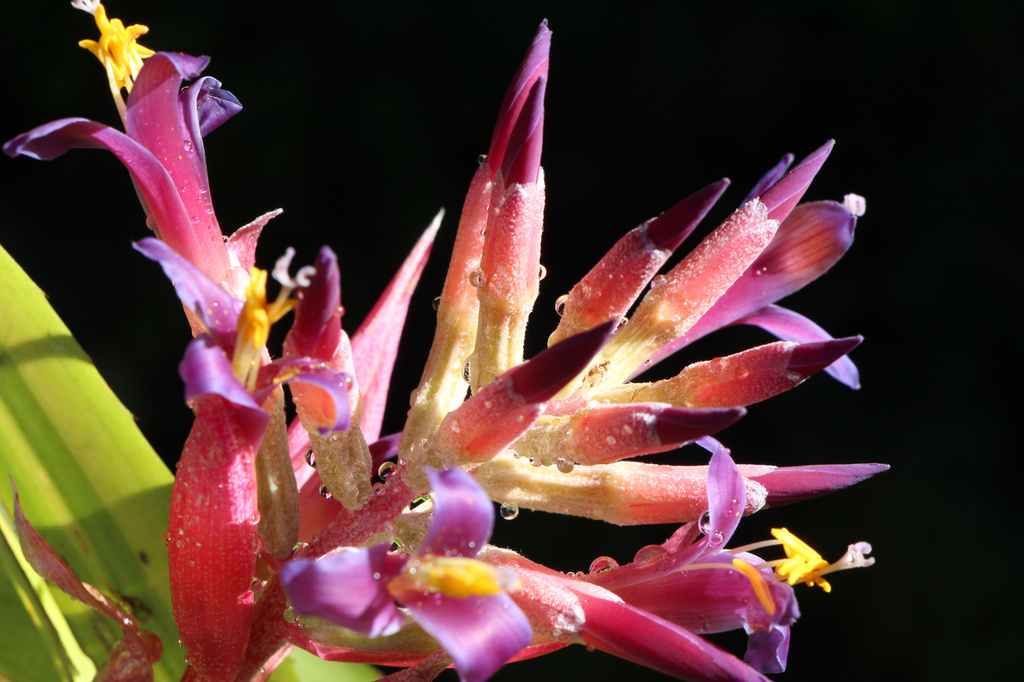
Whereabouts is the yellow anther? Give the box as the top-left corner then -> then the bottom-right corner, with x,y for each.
770,528 -> 832,592
232,268 -> 297,390
391,556 -> 517,600
75,1 -> 154,94
731,559 -> 776,616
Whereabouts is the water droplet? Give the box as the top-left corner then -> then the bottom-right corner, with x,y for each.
589,556 -> 619,573
372,482 -> 386,496
650,274 -> 667,289
183,140 -> 194,152
305,449 -> 317,468
736,368 -> 750,380
162,532 -> 170,546
319,484 -> 332,500
249,511 -> 261,525
554,294 -> 568,316
477,154 -> 487,166
469,269 -> 486,287
283,606 -> 298,624
633,544 -> 669,567
752,265 -> 768,277
378,461 -> 396,481
344,375 -> 354,390
462,358 -> 472,383
432,296 -> 442,311
249,578 -> 264,594
556,458 -> 575,473
190,215 -> 200,224
500,503 -> 519,520
698,510 -> 713,535
538,264 -> 547,281
251,534 -> 264,555
606,435 -> 617,446
291,541 -> 309,554
177,638 -> 184,647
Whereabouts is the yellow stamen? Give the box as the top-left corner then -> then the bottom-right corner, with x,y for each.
73,1 -> 154,117
232,268 -> 297,391
390,556 -> 518,600
770,527 -> 832,592
731,559 -> 776,616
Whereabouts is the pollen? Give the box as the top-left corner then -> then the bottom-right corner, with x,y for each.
74,1 -> 154,95
770,527 -> 832,592
391,556 -> 517,600
232,267 -> 298,390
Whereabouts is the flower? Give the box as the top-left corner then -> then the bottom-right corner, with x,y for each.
1,5 -> 888,682
280,467 -> 532,682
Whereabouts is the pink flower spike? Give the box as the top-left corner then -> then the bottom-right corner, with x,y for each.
352,211 -> 441,442
487,21 -> 551,177
549,178 -> 730,346
434,321 -> 615,465
758,140 -> 834,223
499,76 -> 546,186
750,463 -> 890,507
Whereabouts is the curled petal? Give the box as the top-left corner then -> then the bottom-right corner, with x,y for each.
745,625 -> 791,674
279,545 -> 404,638
255,358 -> 352,433
421,467 -> 493,558
179,337 -> 267,438
404,592 -> 531,682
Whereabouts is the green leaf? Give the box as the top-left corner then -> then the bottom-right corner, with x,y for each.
0,243 -> 182,681
270,648 -> 381,682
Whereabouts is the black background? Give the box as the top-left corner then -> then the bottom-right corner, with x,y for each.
2,1 -> 1020,680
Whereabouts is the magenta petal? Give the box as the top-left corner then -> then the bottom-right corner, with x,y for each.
133,237 -> 241,335
289,246 -> 343,360
742,153 -> 794,205
421,468 -> 493,558
404,592 -> 531,682
352,216 -> 439,441
737,305 -> 861,388
500,76 -> 546,186
759,140 -> 834,222
703,445 -> 746,552
279,545 -> 404,638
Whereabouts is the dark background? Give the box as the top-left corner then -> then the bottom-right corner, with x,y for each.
2,1 -> 1019,680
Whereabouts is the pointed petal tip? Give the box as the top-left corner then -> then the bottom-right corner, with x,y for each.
513,320 -> 617,403
786,335 -> 862,379
752,462 -> 889,507
760,140 -> 836,221
647,178 -> 731,251
654,406 -> 746,445
500,75 -> 546,186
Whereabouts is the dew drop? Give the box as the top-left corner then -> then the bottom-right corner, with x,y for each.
556,458 -> 575,473
378,461 -> 396,481
249,511 -> 261,525
589,556 -> 619,573
462,358 -> 472,383
469,268 -> 486,287
736,368 -> 750,380
650,274 -> 667,289
633,544 -> 668,567
606,435 -> 617,446
304,449 -> 317,469
698,510 -> 713,535
372,482 -> 386,496
752,265 -> 769,277
190,215 -> 200,224
291,541 -> 309,554
162,532 -> 170,547
283,606 -> 298,624
500,503 -> 519,520
249,578 -> 264,594
177,638 -> 184,647
538,264 -> 547,281
432,296 -> 442,311
183,140 -> 194,152
477,154 -> 487,166
319,484 -> 333,500
554,294 -> 568,316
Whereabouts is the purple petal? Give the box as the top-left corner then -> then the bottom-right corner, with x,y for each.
289,246 -> 343,360
404,592 -> 531,682
487,22 -> 551,176
742,153 -> 794,205
352,215 -> 439,441
420,468 -> 494,558
133,237 -> 241,336
500,76 -> 546,186
179,337 -> 267,437
254,358 -> 352,433
369,432 -> 402,471
737,305 -> 861,388
279,545 -> 404,638
177,76 -> 240,215
745,626 -> 791,674
703,444 -> 746,552
750,463 -> 890,507
759,141 -> 834,222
